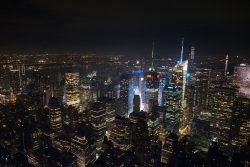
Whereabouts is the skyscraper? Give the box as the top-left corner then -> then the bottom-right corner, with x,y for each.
130,68 -> 144,113
64,72 -> 80,111
231,97 -> 250,150
157,66 -> 168,106
208,85 -> 237,152
147,105 -> 160,138
98,97 -> 116,134
64,105 -> 78,130
171,60 -> 188,100
163,84 -> 182,133
133,95 -> 141,113
48,97 -> 63,133
190,46 -> 195,61
53,134 -> 96,167
161,133 -> 178,164
186,68 -> 211,110
144,72 -> 160,112
90,102 -> 106,153
109,116 -> 132,151
119,74 -> 131,115
79,84 -> 93,112
120,74 -> 131,101
129,109 -> 149,165
189,46 -> 195,72
71,134 -> 96,167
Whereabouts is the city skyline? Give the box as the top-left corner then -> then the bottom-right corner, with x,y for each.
0,1 -> 250,167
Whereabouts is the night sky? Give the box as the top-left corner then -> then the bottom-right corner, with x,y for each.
0,0 -> 249,58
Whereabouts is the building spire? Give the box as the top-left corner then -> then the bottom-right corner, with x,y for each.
224,54 -> 229,77
151,41 -> 155,71
180,37 -> 184,64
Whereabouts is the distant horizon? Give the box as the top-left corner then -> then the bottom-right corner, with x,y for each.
0,38 -> 248,60
0,0 -> 249,58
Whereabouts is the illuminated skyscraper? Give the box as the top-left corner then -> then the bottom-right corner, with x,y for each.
109,116 -> 132,151
64,106 -> 78,130
145,72 -> 160,89
208,85 -> 237,152
171,60 -> 188,100
53,134 -> 96,167
18,65 -> 23,89
79,84 -> 93,112
161,133 -> 178,164
90,102 -> 106,153
48,97 -> 63,133
231,97 -> 250,150
186,68 -> 211,110
119,74 -> 131,114
171,38 -> 189,100
120,74 -> 131,101
147,106 -> 160,138
98,97 -> 116,133
163,84 -> 182,133
71,134 -> 96,167
157,66 -> 168,106
189,46 -> 195,73
26,147 -> 77,167
64,72 -> 80,111
130,69 -> 144,113
144,72 -> 160,112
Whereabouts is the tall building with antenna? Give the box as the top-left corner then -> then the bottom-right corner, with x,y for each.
171,38 -> 188,100
144,42 -> 160,112
165,38 -> 189,134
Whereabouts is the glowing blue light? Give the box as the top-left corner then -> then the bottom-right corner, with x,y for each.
187,73 -> 191,78
132,69 -> 143,75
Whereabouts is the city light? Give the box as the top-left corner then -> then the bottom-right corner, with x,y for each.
0,1 -> 249,166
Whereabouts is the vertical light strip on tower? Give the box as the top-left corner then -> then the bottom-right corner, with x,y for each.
180,38 -> 184,64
